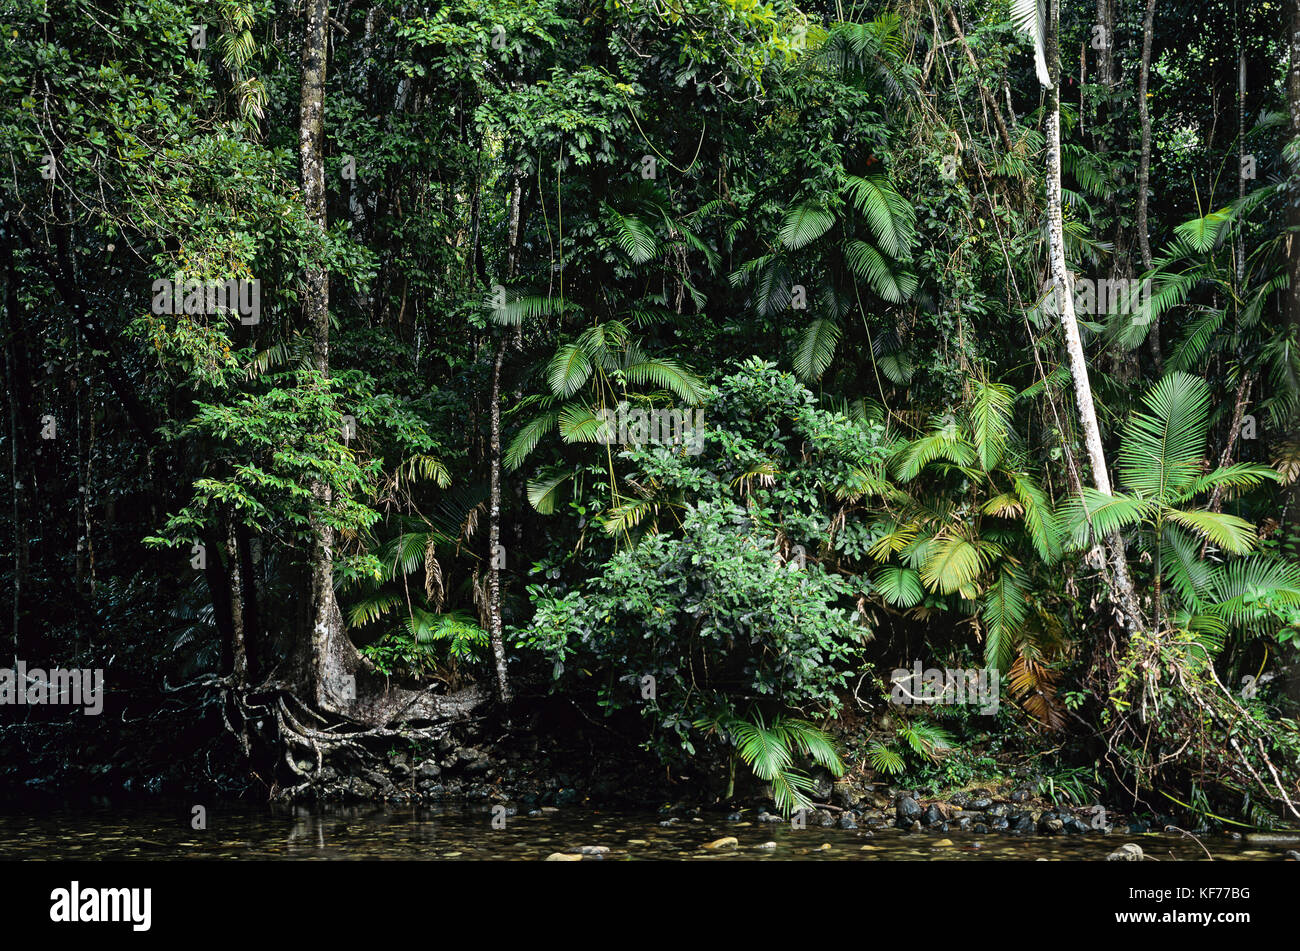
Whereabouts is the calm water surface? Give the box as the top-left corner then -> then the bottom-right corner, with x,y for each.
0,802 -> 1291,860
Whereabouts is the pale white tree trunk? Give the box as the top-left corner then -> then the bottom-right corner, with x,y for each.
1045,0 -> 1146,631
486,173 -> 523,704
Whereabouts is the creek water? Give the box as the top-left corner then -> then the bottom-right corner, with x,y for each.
0,801 -> 1292,860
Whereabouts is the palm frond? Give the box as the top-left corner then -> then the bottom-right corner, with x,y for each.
778,202 -> 835,251
527,469 -> 572,515
1009,0 -> 1051,87
793,318 -> 842,382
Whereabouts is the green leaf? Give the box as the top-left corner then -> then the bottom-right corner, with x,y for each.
1009,0 -> 1051,87
793,318 -> 842,382
547,343 -> 594,399
969,378 -> 1014,471
505,411 -> 559,471
845,239 -> 916,302
843,174 -> 915,259
527,469 -> 572,514
1173,207 -> 1232,253
1117,371 -> 1211,501
1164,507 -> 1258,554
778,202 -> 835,251
920,535 -> 992,594
1061,488 -> 1149,546
982,563 -> 1028,672
874,564 -> 924,607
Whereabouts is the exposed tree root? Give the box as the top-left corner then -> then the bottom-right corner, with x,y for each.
1099,629 -> 1300,822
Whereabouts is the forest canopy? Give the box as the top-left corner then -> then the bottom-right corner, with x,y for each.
2,0 -> 1299,826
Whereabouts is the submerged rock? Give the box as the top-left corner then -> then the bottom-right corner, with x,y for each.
1038,814 -> 1064,836
1009,814 -> 1036,836
1062,815 -> 1089,835
701,836 -> 739,850
1106,843 -> 1145,862
1244,833 -> 1300,845
545,852 -> 583,862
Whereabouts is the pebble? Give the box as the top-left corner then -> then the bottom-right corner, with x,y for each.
701,836 -> 739,850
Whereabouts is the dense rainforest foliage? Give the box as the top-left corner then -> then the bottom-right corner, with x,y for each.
2,0 -> 1299,827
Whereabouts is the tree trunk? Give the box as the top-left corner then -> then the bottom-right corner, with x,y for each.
487,339 -> 510,703
1136,0 -> 1160,370
1095,0 -> 1115,90
298,0 -> 345,710
291,2 -> 486,726
1285,0 -> 1300,544
1289,0 -> 1300,383
226,517 -> 248,687
946,8 -> 1014,152
1205,371 -> 1252,516
485,173 -> 523,704
1046,0 -> 1146,633
2,226 -> 29,667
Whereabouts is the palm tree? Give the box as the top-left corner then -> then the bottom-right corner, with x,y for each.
693,710 -> 845,817
849,374 -> 1067,679
1062,372 -> 1282,627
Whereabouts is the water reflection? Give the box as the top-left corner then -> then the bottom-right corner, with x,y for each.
0,801 -> 1289,861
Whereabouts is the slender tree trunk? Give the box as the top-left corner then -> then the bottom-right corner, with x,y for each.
2,228 -> 28,667
1206,371 -> 1252,515
227,517 -> 248,687
287,3 -> 486,727
1285,1 -> 1300,542
487,339 -> 510,703
1046,0 -> 1145,632
1136,0 -> 1160,370
1237,49 -> 1247,289
236,525 -> 261,679
947,8 -> 1014,152
1289,0 -> 1300,378
1096,0 -> 1115,90
486,173 -> 523,704
298,0 -> 348,708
